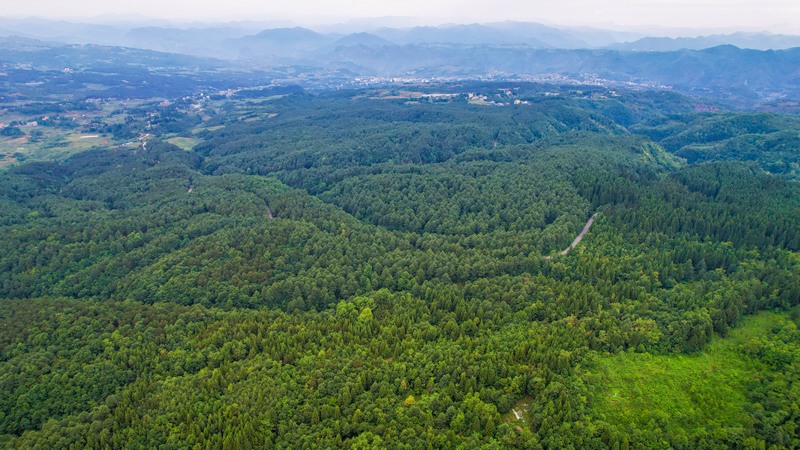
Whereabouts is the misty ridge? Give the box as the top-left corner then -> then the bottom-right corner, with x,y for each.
1,17 -> 799,106
3,17 -> 800,57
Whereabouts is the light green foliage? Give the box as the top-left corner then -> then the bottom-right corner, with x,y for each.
589,312 -> 800,448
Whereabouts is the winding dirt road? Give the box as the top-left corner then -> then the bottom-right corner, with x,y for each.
545,213 -> 599,260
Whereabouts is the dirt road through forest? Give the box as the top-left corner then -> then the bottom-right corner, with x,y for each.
545,213 -> 599,259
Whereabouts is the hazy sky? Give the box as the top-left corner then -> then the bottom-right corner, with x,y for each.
3,0 -> 799,33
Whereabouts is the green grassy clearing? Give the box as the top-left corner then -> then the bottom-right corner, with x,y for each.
165,136 -> 200,151
589,311 -> 788,432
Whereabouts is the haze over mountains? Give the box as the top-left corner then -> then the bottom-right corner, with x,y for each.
1,17 -> 799,106
612,33 -> 800,52
2,17 -> 798,56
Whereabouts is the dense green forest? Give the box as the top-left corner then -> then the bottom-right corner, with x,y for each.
632,112 -> 800,179
1,88 -> 799,448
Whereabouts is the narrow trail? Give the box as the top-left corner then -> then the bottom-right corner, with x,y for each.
263,199 -> 275,219
544,213 -> 599,260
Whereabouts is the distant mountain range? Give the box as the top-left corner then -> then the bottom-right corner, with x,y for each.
2,17 -> 799,58
0,36 -> 224,70
611,32 -> 800,51
1,18 -> 799,106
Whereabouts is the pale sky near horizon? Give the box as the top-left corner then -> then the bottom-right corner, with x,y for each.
2,0 -> 799,33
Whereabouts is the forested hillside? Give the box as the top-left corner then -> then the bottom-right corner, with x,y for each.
1,89 -> 799,448
632,112 -> 800,179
